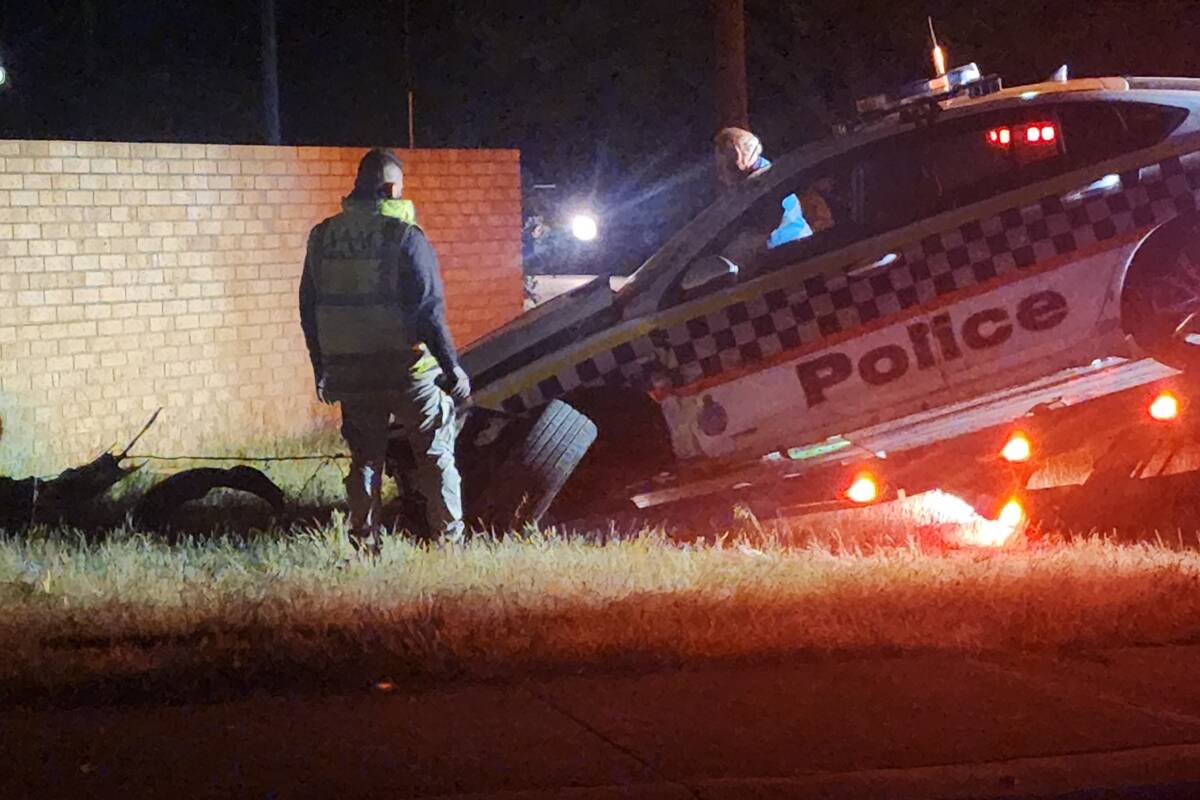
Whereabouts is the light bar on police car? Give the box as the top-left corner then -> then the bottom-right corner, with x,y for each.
856,62 -> 983,115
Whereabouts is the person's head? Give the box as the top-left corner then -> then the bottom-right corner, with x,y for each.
713,127 -> 763,187
352,147 -> 404,200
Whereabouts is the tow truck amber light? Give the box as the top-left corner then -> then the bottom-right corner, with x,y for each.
846,473 -> 879,504
1001,431 -> 1032,463
998,498 -> 1024,528
1150,391 -> 1180,421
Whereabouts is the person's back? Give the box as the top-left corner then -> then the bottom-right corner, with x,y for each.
299,148 -> 471,551
308,200 -> 433,396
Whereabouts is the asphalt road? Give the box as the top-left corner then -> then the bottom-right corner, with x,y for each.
10,646 -> 1200,799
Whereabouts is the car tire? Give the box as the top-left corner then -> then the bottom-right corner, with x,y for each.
471,400 -> 597,531
548,388 -> 675,520
1123,213 -> 1200,371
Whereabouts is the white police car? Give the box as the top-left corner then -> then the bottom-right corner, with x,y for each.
460,66 -> 1200,516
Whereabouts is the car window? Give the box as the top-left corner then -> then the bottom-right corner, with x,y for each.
1058,101 -> 1187,166
920,110 -> 1067,210
926,101 -> 1187,210
690,156 -> 867,284
667,101 -> 1188,308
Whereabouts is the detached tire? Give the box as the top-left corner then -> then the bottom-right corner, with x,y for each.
474,400 -> 597,530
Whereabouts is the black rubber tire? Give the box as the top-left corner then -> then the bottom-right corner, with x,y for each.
1123,214 -> 1200,371
474,400 -> 597,530
549,387 -> 675,520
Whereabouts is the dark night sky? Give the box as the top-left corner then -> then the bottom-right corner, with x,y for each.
2,0 -> 1199,271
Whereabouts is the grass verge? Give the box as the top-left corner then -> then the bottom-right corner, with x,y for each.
5,517 -> 1200,703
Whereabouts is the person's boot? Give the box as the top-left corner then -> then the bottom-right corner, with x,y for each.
349,525 -> 384,558
437,521 -> 467,547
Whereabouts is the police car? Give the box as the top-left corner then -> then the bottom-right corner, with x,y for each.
457,65 -> 1200,524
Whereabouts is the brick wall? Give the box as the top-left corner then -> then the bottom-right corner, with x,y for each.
0,141 -> 524,475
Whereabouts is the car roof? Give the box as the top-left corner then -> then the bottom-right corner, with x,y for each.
941,76 -> 1132,110
619,75 -> 1200,303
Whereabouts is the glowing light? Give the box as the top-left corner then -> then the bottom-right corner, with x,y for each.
1001,431 -> 1032,463
0,66 -> 7,88
998,498 -> 1025,528
918,490 -> 1023,548
932,45 -> 947,77
846,473 -> 879,504
1150,391 -> 1180,421
920,490 -> 979,524
1020,90 -> 1040,100
570,214 -> 598,242
987,127 -> 1013,147
1023,123 -> 1057,145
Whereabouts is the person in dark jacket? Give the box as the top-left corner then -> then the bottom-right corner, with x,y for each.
299,148 -> 470,550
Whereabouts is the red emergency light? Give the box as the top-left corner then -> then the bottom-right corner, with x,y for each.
1150,390 -> 1180,421
987,123 -> 1056,148
845,471 -> 879,504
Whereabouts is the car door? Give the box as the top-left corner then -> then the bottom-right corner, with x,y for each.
649,137 -> 955,462
924,100 -> 1191,397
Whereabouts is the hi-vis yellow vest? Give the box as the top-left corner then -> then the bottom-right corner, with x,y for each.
311,199 -> 436,396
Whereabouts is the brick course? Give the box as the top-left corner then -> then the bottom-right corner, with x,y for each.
0,141 -> 523,474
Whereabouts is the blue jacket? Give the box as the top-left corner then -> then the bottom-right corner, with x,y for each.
753,157 -> 814,249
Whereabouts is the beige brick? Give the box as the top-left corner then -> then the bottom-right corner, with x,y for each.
28,306 -> 56,323
30,339 -> 58,357
46,142 -> 78,157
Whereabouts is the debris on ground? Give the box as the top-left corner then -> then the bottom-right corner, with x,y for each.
0,408 -> 291,533
133,465 -> 285,528
0,410 -> 161,528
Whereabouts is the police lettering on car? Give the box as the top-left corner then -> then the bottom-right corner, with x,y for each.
795,290 -> 1069,407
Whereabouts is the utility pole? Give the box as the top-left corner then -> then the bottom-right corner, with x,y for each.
260,0 -> 282,144
713,0 -> 748,130
404,0 -> 415,147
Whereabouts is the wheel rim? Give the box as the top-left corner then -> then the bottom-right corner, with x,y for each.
1130,220 -> 1200,361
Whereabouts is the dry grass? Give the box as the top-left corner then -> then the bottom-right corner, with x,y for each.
5,511 -> 1200,699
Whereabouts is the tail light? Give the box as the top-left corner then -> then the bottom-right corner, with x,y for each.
1149,391 -> 1180,422
1001,431 -> 1032,463
845,472 -> 879,504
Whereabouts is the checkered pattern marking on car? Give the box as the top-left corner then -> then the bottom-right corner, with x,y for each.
499,153 -> 1200,414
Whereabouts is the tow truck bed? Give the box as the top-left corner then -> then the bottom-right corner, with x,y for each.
622,357 -> 1186,526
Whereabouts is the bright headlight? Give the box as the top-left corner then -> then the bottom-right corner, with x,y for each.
570,214 -> 598,242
